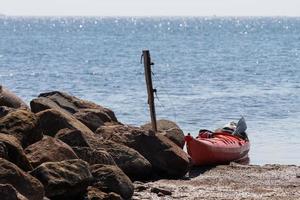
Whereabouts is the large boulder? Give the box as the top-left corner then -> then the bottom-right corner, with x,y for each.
0,158 -> 44,200
72,146 -> 116,166
24,136 -> 78,168
31,92 -> 77,114
30,91 -> 118,131
30,159 -> 92,199
38,91 -> 117,119
0,107 -> 42,148
30,97 -> 69,115
141,119 -> 185,149
90,164 -> 134,199
134,133 -> 189,178
96,124 -> 190,178
73,109 -> 120,132
0,86 -> 29,109
0,133 -> 32,171
36,108 -> 95,138
0,184 -> 28,200
90,139 -> 152,181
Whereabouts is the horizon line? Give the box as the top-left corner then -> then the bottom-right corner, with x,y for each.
1,14 -> 300,18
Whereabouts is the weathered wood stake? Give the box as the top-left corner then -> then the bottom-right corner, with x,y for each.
143,50 -> 157,132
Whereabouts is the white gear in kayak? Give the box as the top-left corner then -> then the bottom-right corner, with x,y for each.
223,121 -> 237,131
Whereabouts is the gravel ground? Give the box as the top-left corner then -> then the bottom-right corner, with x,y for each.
133,163 -> 300,200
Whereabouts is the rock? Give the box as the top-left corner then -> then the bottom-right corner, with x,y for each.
30,159 -> 92,199
130,132 -> 189,178
107,192 -> 123,200
0,133 -> 32,171
56,128 -> 91,147
57,128 -> 152,181
72,146 -> 116,166
134,184 -> 147,192
86,187 -> 123,200
150,187 -> 172,196
30,97 -> 68,114
90,164 -> 134,199
31,91 -> 118,131
0,142 -> 8,159
0,106 -> 15,118
0,108 -> 42,148
0,86 -> 29,109
54,123 -> 151,180
33,92 -> 78,114
95,124 -> 133,145
33,91 -> 118,119
36,108 -> 95,138
24,136 -> 78,168
141,119 -> 185,148
0,158 -> 44,200
74,109 -> 120,132
36,108 -> 150,180
96,124 -> 189,178
0,184 -> 29,200
94,140 -> 152,181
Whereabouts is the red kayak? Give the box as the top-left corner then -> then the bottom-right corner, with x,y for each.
185,131 -> 250,166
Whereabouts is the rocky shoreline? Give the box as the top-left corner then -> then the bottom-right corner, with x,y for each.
0,86 -> 189,200
0,85 -> 299,200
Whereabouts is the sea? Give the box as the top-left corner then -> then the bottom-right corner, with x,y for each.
0,16 -> 299,165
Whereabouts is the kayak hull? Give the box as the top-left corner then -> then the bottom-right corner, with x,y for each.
185,132 -> 250,166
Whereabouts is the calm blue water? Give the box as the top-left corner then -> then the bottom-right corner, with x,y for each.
0,16 -> 299,165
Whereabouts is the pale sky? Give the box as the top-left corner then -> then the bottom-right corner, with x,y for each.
1,0 -> 300,16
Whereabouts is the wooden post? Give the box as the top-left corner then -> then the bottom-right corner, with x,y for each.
143,50 -> 157,132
